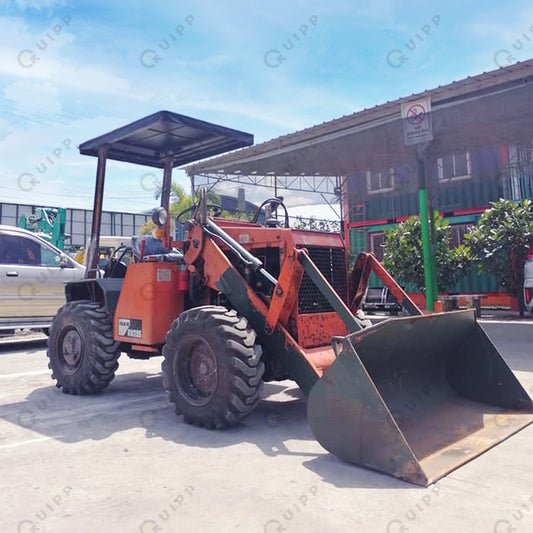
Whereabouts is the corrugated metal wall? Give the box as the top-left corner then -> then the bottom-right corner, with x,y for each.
349,146 -> 505,222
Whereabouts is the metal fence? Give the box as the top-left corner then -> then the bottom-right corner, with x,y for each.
0,202 -> 150,246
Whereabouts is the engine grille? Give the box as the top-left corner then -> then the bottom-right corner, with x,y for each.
298,246 -> 347,314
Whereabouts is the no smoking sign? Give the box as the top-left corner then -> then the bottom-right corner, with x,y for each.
406,104 -> 426,124
401,97 -> 433,145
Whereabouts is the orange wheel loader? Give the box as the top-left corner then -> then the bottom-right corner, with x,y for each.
47,112 -> 533,486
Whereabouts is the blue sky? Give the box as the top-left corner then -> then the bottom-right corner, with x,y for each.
0,0 -> 532,215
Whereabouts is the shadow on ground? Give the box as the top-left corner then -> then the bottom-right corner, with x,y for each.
0,371 -> 413,489
0,338 -> 47,355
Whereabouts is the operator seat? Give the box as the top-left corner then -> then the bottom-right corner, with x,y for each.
131,236 -> 184,263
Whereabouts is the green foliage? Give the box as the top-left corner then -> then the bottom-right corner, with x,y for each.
383,212 -> 472,293
144,182 -> 254,235
463,199 -> 533,298
168,183 -> 193,219
292,216 -> 341,233
219,209 -> 250,221
139,220 -> 157,236
153,182 -> 222,220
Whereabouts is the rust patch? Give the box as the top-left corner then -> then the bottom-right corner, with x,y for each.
297,312 -> 347,348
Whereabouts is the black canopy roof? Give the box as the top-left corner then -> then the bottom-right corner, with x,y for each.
79,110 -> 253,168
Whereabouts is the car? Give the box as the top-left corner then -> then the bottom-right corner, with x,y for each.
0,225 -> 85,335
524,244 -> 533,313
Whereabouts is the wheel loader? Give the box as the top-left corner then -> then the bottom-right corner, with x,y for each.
47,111 -> 533,486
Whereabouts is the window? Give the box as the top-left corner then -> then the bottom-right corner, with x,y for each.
0,235 -> 38,265
1,203 -> 17,226
366,169 -> 393,193
0,234 -> 60,266
369,232 -> 386,261
122,213 -> 134,236
41,245 -> 60,267
447,223 -> 473,248
437,152 -> 471,181
101,212 -> 112,235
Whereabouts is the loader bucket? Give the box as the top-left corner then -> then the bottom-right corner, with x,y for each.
307,310 -> 533,485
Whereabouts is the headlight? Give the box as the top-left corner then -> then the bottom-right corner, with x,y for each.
151,207 -> 168,227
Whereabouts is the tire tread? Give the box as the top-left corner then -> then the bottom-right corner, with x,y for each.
162,306 -> 264,429
46,300 -> 120,395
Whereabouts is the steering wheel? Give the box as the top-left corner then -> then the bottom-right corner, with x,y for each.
251,198 -> 289,228
175,203 -> 223,224
106,245 -> 131,278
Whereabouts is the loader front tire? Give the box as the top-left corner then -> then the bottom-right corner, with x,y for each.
162,306 -> 264,429
47,300 -> 121,394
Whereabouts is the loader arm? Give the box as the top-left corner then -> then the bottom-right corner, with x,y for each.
183,218 -> 367,394
184,224 -> 320,394
349,252 -> 421,316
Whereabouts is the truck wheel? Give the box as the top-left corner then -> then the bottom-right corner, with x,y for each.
47,300 -> 121,394
162,306 -> 264,429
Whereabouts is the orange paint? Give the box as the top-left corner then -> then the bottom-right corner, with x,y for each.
114,262 -> 185,346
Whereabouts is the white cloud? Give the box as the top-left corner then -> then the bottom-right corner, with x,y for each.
0,114 -> 157,210
467,21 -> 526,44
0,49 -> 135,98
466,4 -> 533,44
0,14 -> 134,98
288,203 -> 340,220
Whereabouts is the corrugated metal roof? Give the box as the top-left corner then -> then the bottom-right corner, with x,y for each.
186,60 -> 533,176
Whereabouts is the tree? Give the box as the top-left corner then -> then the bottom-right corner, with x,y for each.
139,220 -> 157,235
138,184 -> 197,236
292,216 -> 341,233
153,182 -> 224,217
463,199 -> 533,316
383,212 -> 471,293
140,183 -> 242,236
154,183 -> 194,219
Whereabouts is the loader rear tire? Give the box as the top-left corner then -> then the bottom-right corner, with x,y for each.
162,306 -> 264,429
47,300 -> 121,394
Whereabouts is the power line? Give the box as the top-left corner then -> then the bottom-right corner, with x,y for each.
0,97 -> 91,127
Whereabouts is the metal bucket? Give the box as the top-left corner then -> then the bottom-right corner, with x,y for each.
307,310 -> 533,485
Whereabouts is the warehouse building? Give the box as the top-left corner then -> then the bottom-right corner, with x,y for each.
186,60 -> 533,306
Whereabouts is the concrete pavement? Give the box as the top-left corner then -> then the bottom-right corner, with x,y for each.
0,322 -> 531,533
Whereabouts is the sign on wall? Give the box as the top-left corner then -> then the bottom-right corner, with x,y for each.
401,97 -> 433,145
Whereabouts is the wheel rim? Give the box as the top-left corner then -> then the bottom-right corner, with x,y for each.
59,328 -> 83,374
176,335 -> 218,406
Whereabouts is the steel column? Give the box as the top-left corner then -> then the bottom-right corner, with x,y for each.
417,157 -> 438,310
85,145 -> 108,279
